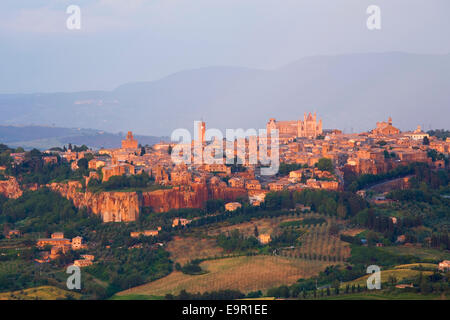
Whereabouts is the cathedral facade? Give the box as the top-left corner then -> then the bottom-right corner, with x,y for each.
267,112 -> 323,139
372,117 -> 400,135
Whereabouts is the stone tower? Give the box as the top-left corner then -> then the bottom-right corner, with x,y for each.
121,131 -> 138,149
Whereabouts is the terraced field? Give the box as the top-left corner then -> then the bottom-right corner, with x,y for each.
117,255 -> 335,297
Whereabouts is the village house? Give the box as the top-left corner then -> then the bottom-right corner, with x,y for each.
37,232 -> 71,248
268,182 -> 285,192
71,236 -> 86,250
438,260 -> 450,272
172,218 -> 192,228
245,179 -> 261,190
288,169 -> 303,183
228,177 -> 245,188
258,234 -> 271,245
225,202 -> 242,212
130,229 -> 160,238
102,159 -> 135,182
6,229 -> 21,239
81,254 -> 95,261
74,259 -> 93,267
404,125 -> 429,141
88,159 -> 106,170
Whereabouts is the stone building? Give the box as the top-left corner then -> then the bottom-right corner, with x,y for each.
372,117 -> 400,135
267,112 -> 323,139
122,131 -> 139,150
225,202 -> 242,212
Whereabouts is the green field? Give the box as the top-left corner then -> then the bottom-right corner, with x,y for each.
0,286 -> 82,300
110,294 -> 163,300
341,269 -> 433,288
321,291 -> 447,300
381,246 -> 450,261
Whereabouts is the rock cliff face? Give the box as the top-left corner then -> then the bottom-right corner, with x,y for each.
0,177 -> 23,199
49,180 -> 248,220
142,183 -> 247,213
48,182 -> 139,222
142,183 -> 208,213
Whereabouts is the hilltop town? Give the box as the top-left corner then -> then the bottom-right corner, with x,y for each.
0,114 -> 449,300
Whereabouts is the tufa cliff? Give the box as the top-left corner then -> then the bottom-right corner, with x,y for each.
0,177 -> 23,199
48,181 -> 140,222
49,180 -> 248,221
142,183 -> 247,213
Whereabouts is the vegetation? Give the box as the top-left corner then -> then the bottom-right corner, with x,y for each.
87,172 -> 169,192
315,158 -> 334,173
165,289 -> 245,300
427,129 -> 450,141
217,230 -> 260,253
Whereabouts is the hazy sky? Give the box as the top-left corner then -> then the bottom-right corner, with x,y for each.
1,0 -> 449,93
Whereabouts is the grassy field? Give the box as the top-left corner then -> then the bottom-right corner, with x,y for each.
116,255 -> 335,297
341,269 -> 434,288
110,294 -> 163,300
283,223 -> 353,262
381,246 -> 450,261
393,263 -> 438,270
166,236 -> 224,264
204,216 -> 291,238
0,286 -> 82,300
199,214 -> 354,263
321,291 -> 447,300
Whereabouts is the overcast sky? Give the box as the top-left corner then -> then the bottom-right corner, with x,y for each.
1,0 -> 449,94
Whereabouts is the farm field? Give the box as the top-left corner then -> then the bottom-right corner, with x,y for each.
116,255 -> 336,297
283,222 -> 352,262
203,215 -> 300,238
166,236 -> 224,264
380,246 -> 450,261
341,269 -> 434,288
194,213 -> 355,263
393,263 -> 438,270
0,286 -> 81,300
321,291 -> 447,300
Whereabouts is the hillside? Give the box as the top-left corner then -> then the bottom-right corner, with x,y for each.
1,52 -> 449,135
0,125 -> 167,150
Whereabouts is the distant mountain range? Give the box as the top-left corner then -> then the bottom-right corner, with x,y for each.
0,52 -> 449,136
0,125 -> 167,150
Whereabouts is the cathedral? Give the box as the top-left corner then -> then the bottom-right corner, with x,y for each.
372,117 -> 400,136
267,112 -> 323,139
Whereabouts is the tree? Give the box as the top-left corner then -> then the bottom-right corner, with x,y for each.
254,225 -> 259,237
388,275 -> 397,286
328,223 -> 339,236
77,158 -> 89,170
316,158 -> 334,173
423,136 -> 430,145
337,204 -> 347,219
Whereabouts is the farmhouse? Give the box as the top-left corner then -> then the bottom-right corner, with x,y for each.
438,260 -> 450,272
